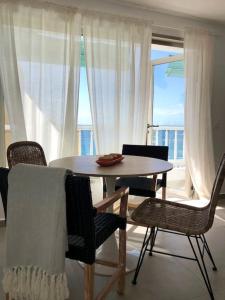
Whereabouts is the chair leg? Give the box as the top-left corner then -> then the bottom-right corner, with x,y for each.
162,187 -> 166,200
117,228 -> 126,295
132,227 -> 152,285
188,236 -> 214,300
148,227 -> 158,256
200,235 -> 217,271
84,264 -> 94,300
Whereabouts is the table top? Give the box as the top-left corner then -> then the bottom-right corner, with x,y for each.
49,155 -> 173,177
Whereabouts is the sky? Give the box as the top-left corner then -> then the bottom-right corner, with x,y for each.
78,46 -> 185,127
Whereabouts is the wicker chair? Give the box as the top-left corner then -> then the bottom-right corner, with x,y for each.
7,141 -> 47,168
131,154 -> 225,300
116,144 -> 169,200
2,169 -> 129,300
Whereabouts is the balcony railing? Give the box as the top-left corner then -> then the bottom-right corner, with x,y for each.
77,125 -> 96,156
5,124 -> 185,167
152,126 -> 185,167
77,125 -> 185,167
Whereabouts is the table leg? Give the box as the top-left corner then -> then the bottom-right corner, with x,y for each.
94,177 -> 138,276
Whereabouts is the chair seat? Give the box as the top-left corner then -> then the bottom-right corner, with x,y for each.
66,212 -> 126,263
115,177 -> 163,197
131,198 -> 209,236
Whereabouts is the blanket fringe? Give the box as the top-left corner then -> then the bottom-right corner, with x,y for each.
2,266 -> 69,300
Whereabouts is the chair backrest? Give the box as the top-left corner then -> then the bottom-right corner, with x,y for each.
65,175 -> 96,263
207,153 -> 225,230
122,144 -> 169,161
122,144 -> 169,187
0,167 -> 9,217
7,141 -> 47,168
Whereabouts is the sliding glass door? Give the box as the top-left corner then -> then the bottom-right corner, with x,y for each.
149,44 -> 185,188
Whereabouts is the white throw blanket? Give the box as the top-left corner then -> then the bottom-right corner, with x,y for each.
2,164 -> 70,300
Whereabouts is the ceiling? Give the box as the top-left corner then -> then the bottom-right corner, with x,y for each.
117,0 -> 225,25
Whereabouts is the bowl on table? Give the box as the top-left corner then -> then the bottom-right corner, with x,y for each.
96,153 -> 124,166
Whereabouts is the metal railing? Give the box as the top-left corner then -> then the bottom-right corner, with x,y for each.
5,124 -> 185,167
77,125 -> 96,156
77,125 -> 185,167
151,126 -> 185,167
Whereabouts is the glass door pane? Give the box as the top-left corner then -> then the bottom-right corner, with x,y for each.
151,60 -> 185,164
150,56 -> 186,194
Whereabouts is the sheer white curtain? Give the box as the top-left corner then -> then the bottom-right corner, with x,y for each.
83,13 -> 152,154
184,27 -> 215,199
0,78 -> 5,166
0,2 -> 81,162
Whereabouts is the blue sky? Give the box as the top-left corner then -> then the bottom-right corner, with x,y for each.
78,67 -> 92,125
151,48 -> 184,127
78,47 -> 185,126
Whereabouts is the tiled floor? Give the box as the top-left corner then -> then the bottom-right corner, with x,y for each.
0,183 -> 225,299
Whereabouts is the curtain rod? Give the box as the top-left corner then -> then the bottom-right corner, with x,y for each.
2,0 -> 223,37
79,8 -> 153,26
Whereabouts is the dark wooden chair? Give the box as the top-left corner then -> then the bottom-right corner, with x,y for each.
7,141 -> 47,168
1,169 -> 129,300
66,175 -> 128,299
131,153 -> 225,300
114,144 -> 169,202
0,167 -> 9,220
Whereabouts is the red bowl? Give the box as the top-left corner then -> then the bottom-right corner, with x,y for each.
96,156 -> 124,166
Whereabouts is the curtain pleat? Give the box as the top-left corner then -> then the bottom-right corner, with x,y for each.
0,2 -> 81,162
0,2 -> 153,160
83,13 -> 152,154
184,27 -> 215,199
0,77 -> 5,166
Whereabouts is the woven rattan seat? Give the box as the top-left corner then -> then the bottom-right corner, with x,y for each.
132,198 -> 210,236
7,141 -> 47,168
131,153 -> 225,300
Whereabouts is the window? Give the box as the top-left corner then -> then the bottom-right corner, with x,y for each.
78,38 -> 95,155
149,40 -> 185,191
150,43 -> 185,164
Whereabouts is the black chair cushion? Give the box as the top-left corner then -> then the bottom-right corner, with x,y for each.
66,212 -> 126,264
115,177 -> 163,197
0,167 -> 9,217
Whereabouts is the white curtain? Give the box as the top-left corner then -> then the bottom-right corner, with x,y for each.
83,13 -> 152,154
0,2 -> 81,162
0,77 -> 5,166
184,27 -> 215,199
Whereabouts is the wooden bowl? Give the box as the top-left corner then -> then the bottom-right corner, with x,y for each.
96,156 -> 124,166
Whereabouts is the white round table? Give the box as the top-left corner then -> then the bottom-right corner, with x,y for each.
49,155 -> 173,276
